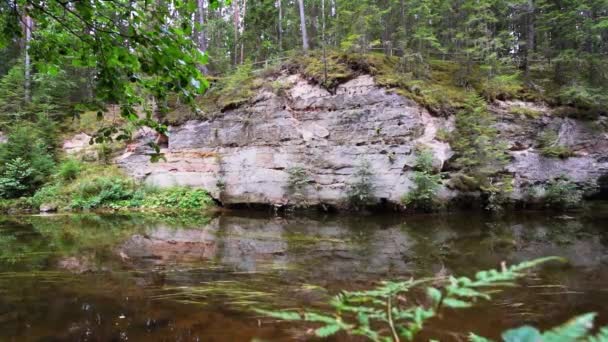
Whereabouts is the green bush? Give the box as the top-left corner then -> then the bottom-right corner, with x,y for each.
543,176 -> 584,210
29,184 -> 61,209
480,72 -> 523,101
0,157 -> 34,198
347,160 -> 376,209
71,176 -> 136,210
451,94 -> 509,189
286,166 -> 310,204
0,121 -> 57,198
402,149 -> 442,211
57,159 -> 82,182
141,187 -> 214,210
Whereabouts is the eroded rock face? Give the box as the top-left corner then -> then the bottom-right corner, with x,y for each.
117,74 -> 453,206
114,73 -> 608,206
62,133 -> 93,155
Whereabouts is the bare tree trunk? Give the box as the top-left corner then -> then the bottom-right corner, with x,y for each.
240,0 -> 247,64
322,0 -> 327,82
523,0 -> 535,77
197,0 -> 208,73
233,0 -> 240,65
297,0 -> 309,51
277,0 -> 283,51
23,8 -> 32,103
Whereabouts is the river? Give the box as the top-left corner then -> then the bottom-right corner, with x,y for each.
0,205 -> 607,341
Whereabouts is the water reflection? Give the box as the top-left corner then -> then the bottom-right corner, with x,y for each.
0,207 -> 606,341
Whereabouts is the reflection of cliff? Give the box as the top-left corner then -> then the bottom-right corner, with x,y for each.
118,213 -> 608,284
118,216 -> 418,282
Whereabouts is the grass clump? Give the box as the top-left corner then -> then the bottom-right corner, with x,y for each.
509,106 -> 542,118
198,63 -> 261,113
537,130 -> 574,159
287,50 -> 354,90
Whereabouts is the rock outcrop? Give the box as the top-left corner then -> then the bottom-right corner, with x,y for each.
115,72 -> 608,208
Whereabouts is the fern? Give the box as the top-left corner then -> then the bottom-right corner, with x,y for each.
255,257 -> 564,341
480,313 -> 608,342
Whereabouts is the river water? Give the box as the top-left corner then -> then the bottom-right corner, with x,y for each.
0,206 -> 607,341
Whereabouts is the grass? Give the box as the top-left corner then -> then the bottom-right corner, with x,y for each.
509,106 -> 543,118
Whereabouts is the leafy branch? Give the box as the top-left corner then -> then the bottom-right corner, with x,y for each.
255,257 -> 565,342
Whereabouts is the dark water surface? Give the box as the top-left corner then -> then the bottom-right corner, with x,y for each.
0,206 -> 607,341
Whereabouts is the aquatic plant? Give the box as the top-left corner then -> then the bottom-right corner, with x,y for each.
255,257 -> 569,341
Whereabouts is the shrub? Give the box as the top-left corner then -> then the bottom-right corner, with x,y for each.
481,175 -> 514,212
57,159 -> 82,182
141,187 -> 214,210
95,143 -> 114,164
286,166 -> 310,203
558,84 -> 608,110
0,157 -> 34,198
347,160 -> 376,209
481,72 -> 523,101
543,176 -> 584,210
0,121 -> 57,196
71,176 -> 136,210
30,184 -> 62,209
451,94 -> 509,188
402,149 -> 442,211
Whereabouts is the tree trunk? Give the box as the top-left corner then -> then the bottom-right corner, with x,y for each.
233,0 -> 240,65
297,0 -> 309,51
322,0 -> 327,82
240,0 -> 247,64
277,0 -> 283,51
197,0 -> 208,73
524,0 -> 535,77
23,8 -> 32,103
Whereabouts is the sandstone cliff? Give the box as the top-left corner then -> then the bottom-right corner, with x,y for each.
111,72 -> 608,209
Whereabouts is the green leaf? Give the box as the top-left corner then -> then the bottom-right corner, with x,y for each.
304,312 -> 339,324
502,326 -> 542,342
315,324 -> 342,338
469,333 -> 494,342
253,309 -> 302,321
442,298 -> 472,308
542,313 -> 596,342
427,287 -> 442,305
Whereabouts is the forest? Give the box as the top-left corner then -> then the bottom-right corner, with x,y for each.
1,0 -> 608,341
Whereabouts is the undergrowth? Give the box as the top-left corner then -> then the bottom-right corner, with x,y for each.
28,162 -> 214,212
